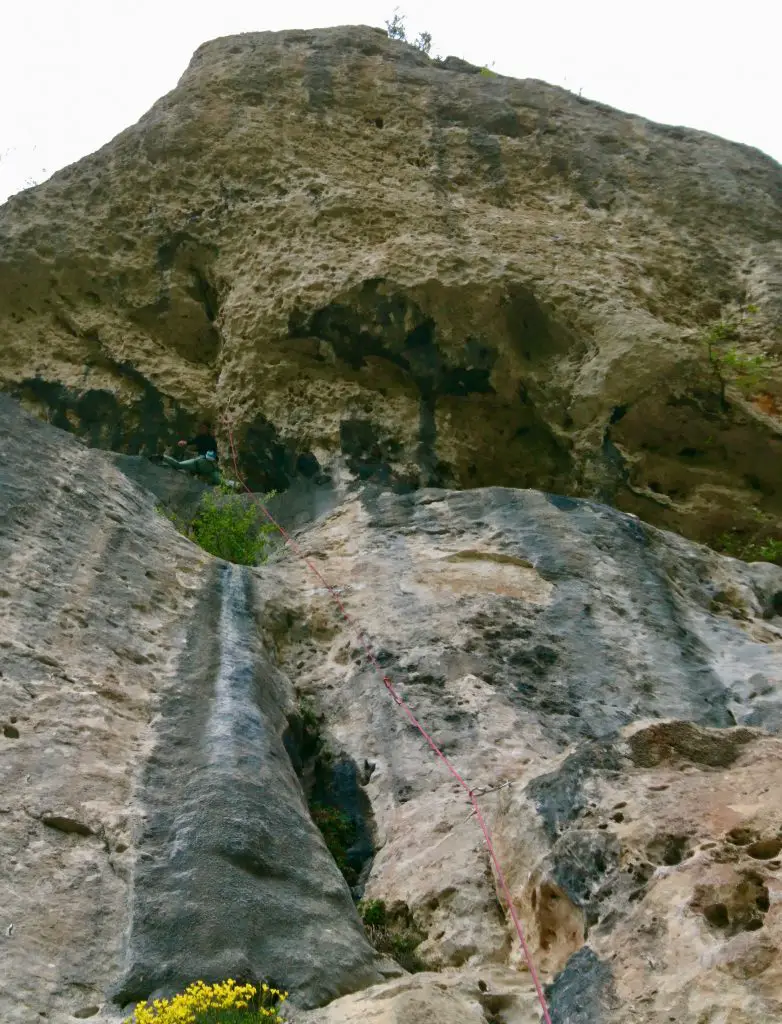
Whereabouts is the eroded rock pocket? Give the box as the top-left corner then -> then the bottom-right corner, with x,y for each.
284,700 -> 430,972
284,700 -> 375,892
692,871 -> 770,936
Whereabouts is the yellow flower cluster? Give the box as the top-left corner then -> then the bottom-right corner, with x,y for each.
125,979 -> 288,1024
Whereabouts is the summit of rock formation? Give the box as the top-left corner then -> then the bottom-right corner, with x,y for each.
0,24 -> 780,546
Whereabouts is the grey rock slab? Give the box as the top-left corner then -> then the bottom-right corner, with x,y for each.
0,396 -> 382,1021
111,562 -> 382,1011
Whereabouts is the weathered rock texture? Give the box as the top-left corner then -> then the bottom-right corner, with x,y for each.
3,394 -> 782,1023
0,395 -> 386,1023
1,25 -> 781,544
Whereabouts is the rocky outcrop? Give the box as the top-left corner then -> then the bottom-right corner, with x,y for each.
0,395 -> 386,1023
256,469 -> 782,1024
0,26 -> 781,546
3,394 -> 782,1022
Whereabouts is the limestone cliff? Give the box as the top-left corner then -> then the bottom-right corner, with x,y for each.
1,25 -> 781,546
3,393 -> 782,1023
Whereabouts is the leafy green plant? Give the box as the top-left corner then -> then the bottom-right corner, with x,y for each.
157,485 -> 277,566
713,529 -> 782,566
191,486 -> 276,565
479,66 -> 497,77
759,539 -> 782,564
385,9 -> 407,40
385,9 -> 433,53
414,30 -> 432,54
358,899 -> 428,972
702,306 -> 774,408
359,898 -> 387,927
310,802 -> 358,883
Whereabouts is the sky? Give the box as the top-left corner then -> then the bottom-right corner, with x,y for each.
1,0 -> 780,203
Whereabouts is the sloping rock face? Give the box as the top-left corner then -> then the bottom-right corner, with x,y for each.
0,396 -> 385,1023
3,395 -> 782,1023
1,26 -> 781,545
260,478 -> 782,1024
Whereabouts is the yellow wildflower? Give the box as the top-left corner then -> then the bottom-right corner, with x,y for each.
123,978 -> 288,1024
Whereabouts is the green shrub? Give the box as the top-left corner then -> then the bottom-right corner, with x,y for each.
310,803 -> 358,883
358,899 -> 428,972
157,485 -> 277,566
713,530 -> 782,566
413,30 -> 432,54
701,306 -> 774,408
385,9 -> 407,40
191,487 -> 276,565
359,898 -> 387,927
759,539 -> 782,564
385,10 -> 433,53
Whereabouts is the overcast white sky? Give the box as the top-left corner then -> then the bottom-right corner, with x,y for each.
1,0 -> 780,202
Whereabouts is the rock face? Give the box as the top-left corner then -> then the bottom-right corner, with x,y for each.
1,25 -> 781,545
3,393 -> 782,1023
0,395 -> 385,1023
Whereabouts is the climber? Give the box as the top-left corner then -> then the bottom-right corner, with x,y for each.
160,448 -> 222,485
177,421 -> 219,461
145,420 -> 217,483
153,420 -> 241,488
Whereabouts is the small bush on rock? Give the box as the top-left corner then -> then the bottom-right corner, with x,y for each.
310,802 -> 358,884
385,9 -> 433,53
192,486 -> 276,565
359,898 -> 387,927
701,305 -> 775,409
160,485 -> 277,566
358,898 -> 428,972
124,979 -> 287,1024
715,531 -> 782,566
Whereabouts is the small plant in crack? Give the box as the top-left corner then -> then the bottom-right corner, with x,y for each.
358,899 -> 428,972
310,802 -> 358,885
385,9 -> 433,54
712,531 -> 782,567
700,305 -> 775,410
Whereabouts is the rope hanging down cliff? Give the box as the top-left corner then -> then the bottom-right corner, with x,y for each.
222,416 -> 554,1024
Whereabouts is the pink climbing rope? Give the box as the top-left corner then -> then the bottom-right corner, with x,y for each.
221,415 -> 554,1024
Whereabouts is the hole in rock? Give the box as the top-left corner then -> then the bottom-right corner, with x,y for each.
746,838 -> 782,860
647,834 -> 691,867
694,873 -> 769,935
704,903 -> 729,929
727,827 -> 756,846
41,815 -> 93,836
